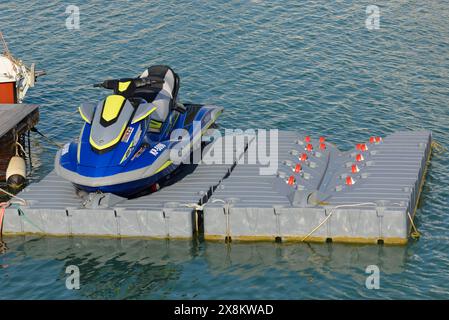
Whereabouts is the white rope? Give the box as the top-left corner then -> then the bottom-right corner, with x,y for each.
183,203 -> 205,211
15,141 -> 26,156
407,211 -> 421,238
0,187 -> 27,206
183,198 -> 227,211
301,202 -> 377,242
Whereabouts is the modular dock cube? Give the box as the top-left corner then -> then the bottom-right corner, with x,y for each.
2,130 -> 431,245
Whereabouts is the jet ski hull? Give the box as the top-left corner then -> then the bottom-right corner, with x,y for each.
73,165 -> 176,197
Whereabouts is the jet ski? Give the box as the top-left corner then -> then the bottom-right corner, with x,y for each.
55,65 -> 223,198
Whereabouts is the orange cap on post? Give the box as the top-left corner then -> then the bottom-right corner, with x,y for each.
346,176 -> 355,185
287,176 -> 295,186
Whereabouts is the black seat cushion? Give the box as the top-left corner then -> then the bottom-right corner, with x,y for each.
133,65 -> 180,104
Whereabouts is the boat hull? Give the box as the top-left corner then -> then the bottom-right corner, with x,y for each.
73,162 -> 178,197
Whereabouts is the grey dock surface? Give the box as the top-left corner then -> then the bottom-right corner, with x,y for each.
3,130 -> 431,245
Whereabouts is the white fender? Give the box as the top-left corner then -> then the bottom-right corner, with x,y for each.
6,156 -> 26,188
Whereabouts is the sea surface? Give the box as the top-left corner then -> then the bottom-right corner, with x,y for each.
1,0 -> 449,299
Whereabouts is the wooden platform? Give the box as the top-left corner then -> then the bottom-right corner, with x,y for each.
0,104 -> 39,137
0,104 -> 39,181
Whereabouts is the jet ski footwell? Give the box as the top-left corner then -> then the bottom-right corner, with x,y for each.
2,130 -> 432,245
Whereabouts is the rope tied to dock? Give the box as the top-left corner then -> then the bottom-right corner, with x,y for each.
30,127 -> 64,148
407,211 -> 421,239
431,140 -> 446,155
0,186 -> 28,238
15,140 -> 26,156
301,201 -> 422,242
183,203 -> 205,211
16,208 -> 45,233
300,202 -> 377,243
0,187 -> 27,238
0,187 -> 27,206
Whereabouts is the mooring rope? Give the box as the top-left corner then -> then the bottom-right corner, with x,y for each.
431,140 -> 447,154
0,187 -> 27,206
183,203 -> 205,211
30,127 -> 64,148
15,141 -> 26,156
407,211 -> 421,239
301,202 -> 377,242
16,208 -> 45,233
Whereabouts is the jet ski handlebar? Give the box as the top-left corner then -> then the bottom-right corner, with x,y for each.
93,76 -> 165,89
93,80 -> 114,88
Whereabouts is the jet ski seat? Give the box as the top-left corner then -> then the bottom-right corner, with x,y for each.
133,65 -> 180,133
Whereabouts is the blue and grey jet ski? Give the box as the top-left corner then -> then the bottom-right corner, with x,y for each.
55,65 -> 223,197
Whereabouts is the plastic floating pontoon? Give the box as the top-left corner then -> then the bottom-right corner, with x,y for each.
2,130 -> 432,245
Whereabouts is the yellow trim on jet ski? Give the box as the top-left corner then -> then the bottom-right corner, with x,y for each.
131,106 -> 157,124
155,160 -> 173,174
89,122 -> 128,151
118,81 -> 131,92
120,141 -> 135,164
150,119 -> 162,129
102,95 -> 126,122
79,106 -> 92,124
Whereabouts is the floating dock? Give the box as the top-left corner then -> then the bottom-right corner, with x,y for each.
2,130 -> 432,245
0,104 -> 39,181
2,134 -> 249,239
205,131 -> 431,245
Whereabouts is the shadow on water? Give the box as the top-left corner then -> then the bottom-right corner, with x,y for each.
0,236 -> 416,299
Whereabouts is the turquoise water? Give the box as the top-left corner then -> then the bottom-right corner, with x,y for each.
1,0 -> 449,299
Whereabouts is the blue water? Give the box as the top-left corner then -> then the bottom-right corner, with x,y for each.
1,0 -> 449,299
